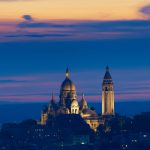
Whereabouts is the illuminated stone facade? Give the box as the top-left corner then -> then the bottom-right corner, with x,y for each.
41,67 -> 115,131
102,66 -> 115,116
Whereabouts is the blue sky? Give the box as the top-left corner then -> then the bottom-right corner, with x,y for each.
0,38 -> 150,74
0,1 -> 150,103
0,38 -> 150,103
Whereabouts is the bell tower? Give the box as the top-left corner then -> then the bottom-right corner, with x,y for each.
102,66 -> 115,116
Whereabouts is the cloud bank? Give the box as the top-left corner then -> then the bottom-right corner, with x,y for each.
0,14 -> 150,42
140,5 -> 150,16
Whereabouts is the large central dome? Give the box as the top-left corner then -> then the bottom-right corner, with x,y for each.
59,68 -> 77,108
60,68 -> 76,92
61,78 -> 76,91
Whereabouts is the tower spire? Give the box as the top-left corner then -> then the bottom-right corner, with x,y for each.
51,92 -> 54,101
66,67 -> 70,78
80,92 -> 88,110
106,65 -> 109,72
104,65 -> 112,80
82,93 -> 85,99
49,92 -> 55,108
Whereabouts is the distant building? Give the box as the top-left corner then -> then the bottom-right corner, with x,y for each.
41,67 -> 115,131
102,66 -> 115,116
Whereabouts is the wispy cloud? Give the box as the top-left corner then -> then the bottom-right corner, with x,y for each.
5,33 -> 71,38
0,15 -> 150,42
140,5 -> 150,16
22,15 -> 33,21
17,15 -> 73,28
0,69 -> 150,102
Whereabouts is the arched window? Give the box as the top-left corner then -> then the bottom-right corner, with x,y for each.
75,109 -> 77,113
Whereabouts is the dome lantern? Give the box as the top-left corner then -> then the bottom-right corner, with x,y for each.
66,68 -> 70,78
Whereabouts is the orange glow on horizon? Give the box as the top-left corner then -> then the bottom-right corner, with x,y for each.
0,0 -> 149,21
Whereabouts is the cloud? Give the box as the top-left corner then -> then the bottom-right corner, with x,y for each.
5,33 -> 71,38
18,22 -> 65,28
1,15 -> 150,42
17,15 -> 150,32
16,18 -> 150,40
18,15 -> 150,30
140,5 -> 150,16
0,69 -> 150,102
22,15 -> 33,21
18,15 -> 73,28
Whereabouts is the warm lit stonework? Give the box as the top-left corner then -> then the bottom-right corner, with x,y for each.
41,67 -> 115,131
102,66 -> 115,116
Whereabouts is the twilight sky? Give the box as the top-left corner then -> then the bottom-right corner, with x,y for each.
0,0 -> 150,103
0,0 -> 150,20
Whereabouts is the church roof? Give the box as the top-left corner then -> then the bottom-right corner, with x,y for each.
103,65 -> 113,84
60,68 -> 76,91
82,108 -> 98,117
80,93 -> 88,109
104,65 -> 112,80
71,99 -> 79,106
48,93 -> 58,112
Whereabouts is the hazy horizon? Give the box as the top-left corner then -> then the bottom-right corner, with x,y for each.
0,101 -> 150,125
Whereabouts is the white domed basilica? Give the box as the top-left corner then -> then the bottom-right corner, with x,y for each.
41,67 -> 115,131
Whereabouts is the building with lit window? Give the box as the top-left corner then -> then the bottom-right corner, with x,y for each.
41,67 -> 115,131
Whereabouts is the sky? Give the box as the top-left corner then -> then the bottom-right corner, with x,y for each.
0,0 -> 150,21
0,0 -> 150,103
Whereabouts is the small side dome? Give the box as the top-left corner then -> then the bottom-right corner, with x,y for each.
71,99 -> 79,107
80,93 -> 88,110
83,108 -> 98,117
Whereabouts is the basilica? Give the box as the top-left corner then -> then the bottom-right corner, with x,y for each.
41,66 -> 114,131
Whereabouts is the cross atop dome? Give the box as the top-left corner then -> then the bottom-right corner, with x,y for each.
66,67 -> 70,78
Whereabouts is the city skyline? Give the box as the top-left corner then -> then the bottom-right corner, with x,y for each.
1,1 -> 150,150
